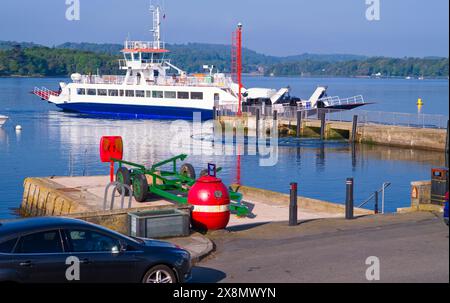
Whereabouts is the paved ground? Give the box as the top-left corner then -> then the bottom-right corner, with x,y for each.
49,176 -> 345,224
168,233 -> 214,263
191,212 -> 449,283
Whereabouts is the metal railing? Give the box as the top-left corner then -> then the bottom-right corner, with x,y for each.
358,182 -> 391,213
218,105 -> 448,129
73,74 -> 233,88
327,110 -> 448,129
318,95 -> 365,107
33,87 -> 60,100
124,40 -> 166,50
103,182 -> 133,211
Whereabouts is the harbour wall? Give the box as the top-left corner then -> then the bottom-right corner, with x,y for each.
218,116 -> 447,152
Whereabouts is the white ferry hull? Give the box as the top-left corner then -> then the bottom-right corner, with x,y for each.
55,102 -> 213,120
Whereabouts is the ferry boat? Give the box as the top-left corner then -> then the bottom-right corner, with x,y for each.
0,115 -> 8,127
32,6 -> 243,120
33,5 -> 366,120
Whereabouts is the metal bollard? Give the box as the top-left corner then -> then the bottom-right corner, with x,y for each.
320,111 -> 326,140
256,108 -> 260,140
296,110 -> 302,138
289,182 -> 298,226
345,178 -> 354,219
351,115 -> 358,143
374,191 -> 379,214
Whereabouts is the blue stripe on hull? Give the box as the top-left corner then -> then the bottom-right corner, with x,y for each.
55,102 -> 213,120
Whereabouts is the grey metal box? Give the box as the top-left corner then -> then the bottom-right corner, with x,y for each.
128,209 -> 190,239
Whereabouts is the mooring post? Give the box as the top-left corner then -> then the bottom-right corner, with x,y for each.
296,110 -> 302,137
289,182 -> 298,226
351,115 -> 358,143
256,108 -> 260,140
374,191 -> 379,214
445,120 -> 449,168
345,178 -> 354,219
320,110 -> 326,140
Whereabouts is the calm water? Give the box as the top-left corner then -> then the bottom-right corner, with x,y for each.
0,76 -> 447,218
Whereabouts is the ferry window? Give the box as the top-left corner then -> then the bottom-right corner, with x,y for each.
133,53 -> 140,61
136,90 -> 145,98
154,53 -> 162,60
124,53 -> 132,61
164,91 -> 176,99
146,91 -> 151,98
214,93 -> 220,102
97,89 -> 107,96
108,89 -> 119,96
152,91 -> 163,98
77,88 -> 85,95
119,90 -> 124,97
125,90 -> 135,97
191,92 -> 203,100
142,53 -> 151,61
87,89 -> 96,96
177,92 -> 189,100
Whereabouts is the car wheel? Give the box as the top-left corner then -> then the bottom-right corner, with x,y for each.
142,265 -> 177,283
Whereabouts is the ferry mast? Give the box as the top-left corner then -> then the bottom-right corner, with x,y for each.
150,5 -> 161,50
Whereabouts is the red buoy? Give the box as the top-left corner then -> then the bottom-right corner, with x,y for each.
188,165 -> 230,230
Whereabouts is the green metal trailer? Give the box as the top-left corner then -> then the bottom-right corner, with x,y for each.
112,154 -> 249,217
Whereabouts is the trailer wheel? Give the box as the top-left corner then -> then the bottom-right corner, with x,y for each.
133,174 -> 149,202
180,163 -> 196,180
199,169 -> 208,178
116,167 -> 131,196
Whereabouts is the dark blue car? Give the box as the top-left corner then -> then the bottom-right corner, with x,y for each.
0,217 -> 191,283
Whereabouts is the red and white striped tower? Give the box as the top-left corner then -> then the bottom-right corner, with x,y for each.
231,23 -> 243,117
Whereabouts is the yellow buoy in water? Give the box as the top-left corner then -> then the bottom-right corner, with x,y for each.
417,98 -> 423,106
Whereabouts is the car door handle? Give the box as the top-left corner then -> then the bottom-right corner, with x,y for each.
19,261 -> 33,267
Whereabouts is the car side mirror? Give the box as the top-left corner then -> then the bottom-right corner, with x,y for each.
111,246 -> 120,255
112,242 -> 127,255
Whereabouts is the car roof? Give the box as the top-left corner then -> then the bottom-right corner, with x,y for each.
0,217 -> 95,239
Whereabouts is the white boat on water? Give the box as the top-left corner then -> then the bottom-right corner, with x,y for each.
32,5 -> 366,120
0,115 -> 8,127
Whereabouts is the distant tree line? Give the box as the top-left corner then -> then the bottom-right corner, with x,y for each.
265,57 -> 449,78
0,41 -> 448,78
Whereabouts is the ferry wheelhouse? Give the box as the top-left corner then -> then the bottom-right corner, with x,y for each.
33,6 -> 238,120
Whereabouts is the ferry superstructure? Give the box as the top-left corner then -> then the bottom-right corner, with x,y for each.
33,6 -> 239,120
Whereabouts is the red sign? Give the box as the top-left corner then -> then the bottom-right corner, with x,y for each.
100,136 -> 123,162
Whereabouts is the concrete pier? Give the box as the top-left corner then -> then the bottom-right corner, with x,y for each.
21,176 -> 191,233
21,175 -> 372,232
219,116 -> 447,151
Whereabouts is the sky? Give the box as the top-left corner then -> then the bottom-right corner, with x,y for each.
0,0 -> 448,58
